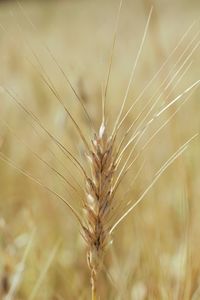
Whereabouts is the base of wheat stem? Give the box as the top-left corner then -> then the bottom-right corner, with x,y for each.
91,270 -> 97,300
92,286 -> 97,300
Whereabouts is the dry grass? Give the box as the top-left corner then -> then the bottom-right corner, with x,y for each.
0,0 -> 200,299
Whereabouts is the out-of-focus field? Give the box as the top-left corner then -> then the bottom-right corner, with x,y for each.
0,0 -> 200,299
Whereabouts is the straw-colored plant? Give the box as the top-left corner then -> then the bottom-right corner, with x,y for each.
0,1 -> 200,299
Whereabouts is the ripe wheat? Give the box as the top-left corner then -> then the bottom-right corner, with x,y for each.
0,1 -> 199,299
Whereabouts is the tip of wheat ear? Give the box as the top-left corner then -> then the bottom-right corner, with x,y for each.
82,122 -> 116,282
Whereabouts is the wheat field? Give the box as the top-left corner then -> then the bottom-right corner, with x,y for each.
0,0 -> 200,299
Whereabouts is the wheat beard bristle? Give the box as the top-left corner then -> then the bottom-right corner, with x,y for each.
82,122 -> 115,288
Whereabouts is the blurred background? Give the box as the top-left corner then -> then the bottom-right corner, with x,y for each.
0,0 -> 200,299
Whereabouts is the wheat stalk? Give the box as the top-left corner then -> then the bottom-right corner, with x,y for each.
0,1 -> 200,299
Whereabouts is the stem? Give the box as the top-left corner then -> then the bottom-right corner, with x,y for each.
91,270 -> 97,300
92,287 -> 97,300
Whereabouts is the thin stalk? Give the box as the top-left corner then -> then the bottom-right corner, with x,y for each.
92,282 -> 97,300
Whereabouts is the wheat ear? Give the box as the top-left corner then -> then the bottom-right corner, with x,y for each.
81,123 -> 115,298
0,2 -> 199,299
